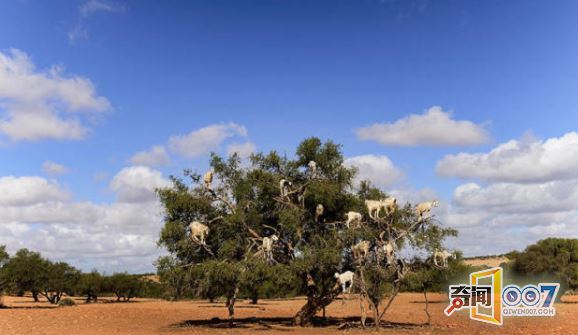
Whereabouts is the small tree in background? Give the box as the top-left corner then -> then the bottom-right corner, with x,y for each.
508,238 -> 578,293
0,245 -> 9,306
39,261 -> 80,304
108,273 -> 143,302
155,256 -> 189,301
76,270 -> 104,303
2,249 -> 47,302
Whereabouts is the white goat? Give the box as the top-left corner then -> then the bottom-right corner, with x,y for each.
365,200 -> 382,219
334,271 -> 354,293
308,160 -> 318,177
262,235 -> 279,262
203,170 -> 213,190
382,197 -> 397,216
365,197 -> 396,219
315,204 -> 324,222
415,200 -> 439,222
344,211 -> 363,228
351,240 -> 371,261
189,221 -> 209,245
383,240 -> 396,266
279,179 -> 292,198
433,249 -> 455,268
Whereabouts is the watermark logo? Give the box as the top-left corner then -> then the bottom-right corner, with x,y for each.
444,267 -> 559,325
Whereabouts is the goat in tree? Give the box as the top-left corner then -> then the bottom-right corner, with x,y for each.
315,204 -> 324,222
308,160 -> 318,178
334,271 -> 354,293
351,240 -> 371,262
433,249 -> 455,268
279,179 -> 292,199
415,200 -> 439,222
344,211 -> 362,229
203,170 -> 213,190
262,235 -> 279,263
189,221 -> 209,245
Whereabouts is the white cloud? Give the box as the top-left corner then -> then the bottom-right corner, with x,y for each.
110,166 -> 170,203
42,161 -> 70,176
344,154 -> 404,188
452,181 -> 578,214
168,122 -> 247,158
0,49 -> 110,141
443,177 -> 578,256
0,176 -> 70,206
227,141 -> 256,159
0,166 -> 170,273
437,132 -> 578,183
129,145 -> 170,167
69,0 -> 125,43
356,106 -> 489,146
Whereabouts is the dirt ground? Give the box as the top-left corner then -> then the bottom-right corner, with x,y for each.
1,293 -> 577,335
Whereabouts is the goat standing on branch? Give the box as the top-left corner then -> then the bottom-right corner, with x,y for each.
433,249 -> 455,268
351,240 -> 370,262
315,204 -> 324,222
203,170 -> 213,190
189,221 -> 209,245
415,200 -> 439,222
262,235 -> 279,263
308,160 -> 318,178
344,211 -> 362,229
334,271 -> 354,293
279,179 -> 292,199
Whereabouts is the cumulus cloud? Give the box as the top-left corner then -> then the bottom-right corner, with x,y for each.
42,161 -> 70,176
129,145 -> 170,167
168,122 -> 247,158
0,176 -> 70,206
443,175 -> 578,255
69,0 -> 125,43
227,141 -> 256,159
356,106 -> 489,146
437,132 -> 578,183
452,181 -> 578,214
0,167 -> 170,273
345,154 -> 404,188
0,49 -> 110,141
110,166 -> 170,203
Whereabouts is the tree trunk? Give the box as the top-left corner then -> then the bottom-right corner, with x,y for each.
250,291 -> 258,305
293,283 -> 341,326
32,290 -> 39,302
226,282 -> 240,327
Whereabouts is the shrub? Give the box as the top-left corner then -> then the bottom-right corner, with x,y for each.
58,297 -> 76,307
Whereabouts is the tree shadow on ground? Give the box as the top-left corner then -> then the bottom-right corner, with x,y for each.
171,316 -> 429,330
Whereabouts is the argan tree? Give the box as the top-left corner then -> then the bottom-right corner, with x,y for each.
39,261 -> 80,304
1,249 -> 47,302
156,137 -> 455,327
76,270 -> 104,303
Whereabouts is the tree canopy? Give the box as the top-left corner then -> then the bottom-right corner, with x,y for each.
157,137 -> 456,328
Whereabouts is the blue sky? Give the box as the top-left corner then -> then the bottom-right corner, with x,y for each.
1,0 -> 578,273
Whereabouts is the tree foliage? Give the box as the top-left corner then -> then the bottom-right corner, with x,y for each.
508,238 -> 578,292
156,137 -> 456,327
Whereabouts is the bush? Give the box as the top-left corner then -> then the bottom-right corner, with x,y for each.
58,297 -> 76,307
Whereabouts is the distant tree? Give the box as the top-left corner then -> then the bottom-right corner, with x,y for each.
0,246 -> 8,267
155,256 -> 188,300
39,261 -> 80,304
1,249 -> 48,302
76,270 -> 104,303
509,238 -> 578,292
0,245 -> 9,306
108,273 -> 142,302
